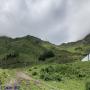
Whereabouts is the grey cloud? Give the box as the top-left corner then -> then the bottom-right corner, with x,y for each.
0,0 -> 90,44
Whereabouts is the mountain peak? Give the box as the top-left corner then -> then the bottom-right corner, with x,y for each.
83,34 -> 90,44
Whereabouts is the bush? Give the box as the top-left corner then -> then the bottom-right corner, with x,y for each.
40,72 -> 62,81
2,50 -> 19,60
86,80 -> 90,90
78,71 -> 86,78
29,69 -> 32,71
39,50 -> 55,61
43,73 -> 52,81
40,66 -> 63,81
40,64 -> 87,81
33,67 -> 37,69
32,72 -> 38,76
44,66 -> 54,73
75,47 -> 83,51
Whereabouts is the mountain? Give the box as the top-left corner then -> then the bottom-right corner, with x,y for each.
83,34 -> 90,44
59,34 -> 90,60
0,34 -> 90,68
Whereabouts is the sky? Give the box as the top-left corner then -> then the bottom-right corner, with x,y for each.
0,0 -> 90,44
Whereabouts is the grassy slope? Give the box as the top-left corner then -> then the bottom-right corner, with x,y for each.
58,34 -> 90,59
0,61 -> 89,90
58,34 -> 90,60
0,34 -> 89,90
0,35 -> 84,68
0,35 -> 56,68
25,61 -> 90,90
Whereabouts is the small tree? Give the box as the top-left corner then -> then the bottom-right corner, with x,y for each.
75,47 -> 83,51
39,50 -> 55,61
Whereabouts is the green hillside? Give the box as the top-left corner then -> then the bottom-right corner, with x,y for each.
58,34 -> 90,61
25,61 -> 90,90
0,34 -> 89,90
0,34 -> 90,68
0,35 -> 55,68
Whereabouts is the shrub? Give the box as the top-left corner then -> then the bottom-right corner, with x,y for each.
75,47 -> 83,51
43,73 -> 51,81
2,51 -> 19,60
32,72 -> 38,76
40,66 -> 63,81
78,71 -> 86,78
33,67 -> 37,69
86,80 -> 90,90
29,69 -> 32,71
40,72 -> 62,81
51,73 -> 62,81
39,50 -> 55,61
44,66 -> 54,73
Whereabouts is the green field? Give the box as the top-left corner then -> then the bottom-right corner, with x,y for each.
0,61 -> 90,90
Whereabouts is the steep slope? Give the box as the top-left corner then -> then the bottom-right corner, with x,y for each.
0,35 -> 56,68
59,34 -> 90,60
0,34 -> 90,68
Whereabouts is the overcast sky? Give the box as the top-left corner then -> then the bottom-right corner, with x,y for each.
0,0 -> 90,44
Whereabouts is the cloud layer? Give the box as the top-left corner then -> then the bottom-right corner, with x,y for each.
0,0 -> 90,44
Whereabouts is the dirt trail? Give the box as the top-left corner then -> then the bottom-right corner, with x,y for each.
16,71 -> 32,81
6,71 -> 32,86
6,71 -> 41,86
5,71 -> 61,90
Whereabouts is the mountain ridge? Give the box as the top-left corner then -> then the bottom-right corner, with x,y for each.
0,34 -> 89,68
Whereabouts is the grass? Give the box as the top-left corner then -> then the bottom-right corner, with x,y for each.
0,34 -> 89,68
0,61 -> 90,90
23,61 -> 90,90
47,79 -> 85,90
0,34 -> 89,90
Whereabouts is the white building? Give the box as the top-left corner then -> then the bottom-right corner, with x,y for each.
82,53 -> 90,62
